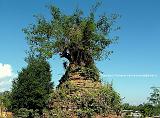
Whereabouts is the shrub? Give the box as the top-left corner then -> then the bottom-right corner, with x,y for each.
49,82 -> 121,118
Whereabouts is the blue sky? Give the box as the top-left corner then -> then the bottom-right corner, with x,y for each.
0,0 -> 160,105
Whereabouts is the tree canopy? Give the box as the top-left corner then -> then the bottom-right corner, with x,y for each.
148,87 -> 160,106
23,3 -> 120,66
10,57 -> 53,115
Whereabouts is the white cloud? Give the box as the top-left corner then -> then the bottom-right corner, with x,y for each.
0,63 -> 17,92
0,63 -> 13,79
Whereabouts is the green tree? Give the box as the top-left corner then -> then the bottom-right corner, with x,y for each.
10,57 -> 53,115
23,3 -> 120,82
148,87 -> 160,106
122,103 -> 130,110
0,91 -> 11,111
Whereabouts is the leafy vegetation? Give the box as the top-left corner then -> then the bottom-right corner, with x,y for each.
48,82 -> 121,118
10,57 -> 53,116
122,87 -> 160,117
1,2 -> 122,118
148,87 -> 160,106
122,103 -> 160,117
0,91 -> 11,111
23,2 -> 120,82
23,3 -> 120,61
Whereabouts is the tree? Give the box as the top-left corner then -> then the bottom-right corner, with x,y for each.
148,87 -> 160,106
22,3 -> 121,117
0,91 -> 11,111
23,2 -> 120,83
10,57 -> 53,115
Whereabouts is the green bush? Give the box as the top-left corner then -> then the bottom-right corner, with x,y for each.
49,83 -> 121,118
13,108 -> 42,118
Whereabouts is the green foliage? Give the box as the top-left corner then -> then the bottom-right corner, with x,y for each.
148,87 -> 160,106
49,83 -> 121,117
96,85 -> 121,115
18,3 -> 121,117
80,64 -> 100,81
0,91 -> 11,111
13,108 -> 41,118
10,57 -> 53,115
59,63 -> 100,85
122,103 -> 160,117
23,3 -> 120,65
122,103 -> 138,111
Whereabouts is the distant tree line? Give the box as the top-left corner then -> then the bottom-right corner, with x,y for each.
122,87 -> 160,117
